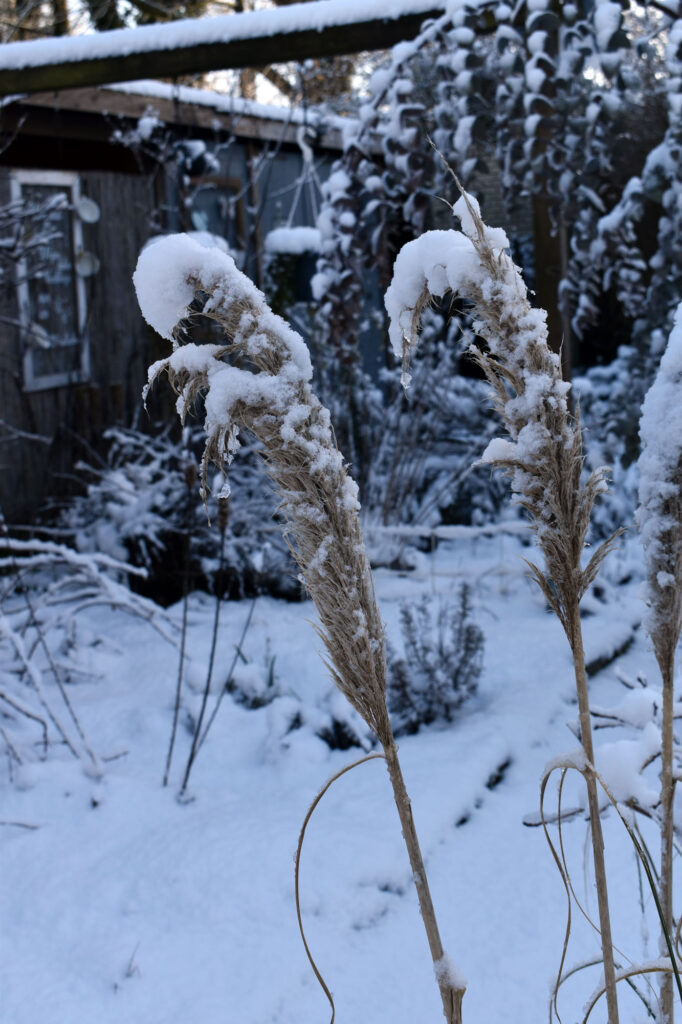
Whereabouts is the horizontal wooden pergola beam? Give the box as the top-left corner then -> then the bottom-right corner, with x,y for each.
0,2 -> 445,95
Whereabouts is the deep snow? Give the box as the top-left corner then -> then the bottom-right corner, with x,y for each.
0,530 -> 676,1024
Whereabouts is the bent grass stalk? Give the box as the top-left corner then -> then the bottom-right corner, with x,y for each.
133,235 -> 464,1024
540,761 -> 679,1022
1,516 -> 99,769
294,752 -> 386,1024
384,188 -> 622,1022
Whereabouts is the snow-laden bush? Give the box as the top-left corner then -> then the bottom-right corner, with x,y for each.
264,689 -> 374,755
366,306 -> 509,532
0,528 -> 174,778
572,351 -> 641,541
58,426 -> 298,604
387,587 -> 483,736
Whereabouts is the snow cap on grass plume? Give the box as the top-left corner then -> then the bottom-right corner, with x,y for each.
637,300 -> 682,669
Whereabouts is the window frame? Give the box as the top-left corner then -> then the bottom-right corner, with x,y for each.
187,175 -> 246,260
10,169 -> 91,392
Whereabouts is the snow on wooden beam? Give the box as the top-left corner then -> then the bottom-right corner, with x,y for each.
19,83 -> 351,150
0,0 -> 445,95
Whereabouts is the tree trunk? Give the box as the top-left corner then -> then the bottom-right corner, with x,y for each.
51,0 -> 68,35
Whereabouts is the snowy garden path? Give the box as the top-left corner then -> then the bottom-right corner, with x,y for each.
0,533 -> 666,1024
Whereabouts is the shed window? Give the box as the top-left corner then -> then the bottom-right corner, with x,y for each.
189,178 -> 244,264
11,170 -> 90,391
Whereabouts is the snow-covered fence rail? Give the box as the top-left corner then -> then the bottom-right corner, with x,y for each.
364,520 -> 528,541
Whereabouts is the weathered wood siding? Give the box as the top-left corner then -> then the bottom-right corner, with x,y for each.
0,90 -> 344,524
0,167 -> 162,522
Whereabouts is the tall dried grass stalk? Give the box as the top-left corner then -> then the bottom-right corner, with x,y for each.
162,458 -> 195,788
385,190 -> 621,1023
637,310 -> 682,1023
134,236 -> 464,1024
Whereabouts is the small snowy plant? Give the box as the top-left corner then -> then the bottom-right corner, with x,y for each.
388,588 -> 483,736
133,234 -> 465,1024
59,424 -> 295,603
385,190 -> 623,1023
0,524 -> 174,778
637,304 -> 682,1023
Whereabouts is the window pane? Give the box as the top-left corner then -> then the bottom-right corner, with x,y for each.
31,342 -> 81,379
190,184 -> 240,253
21,183 -> 79,346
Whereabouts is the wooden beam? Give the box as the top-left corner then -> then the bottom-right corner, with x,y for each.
0,7 -> 443,95
18,86 -> 349,150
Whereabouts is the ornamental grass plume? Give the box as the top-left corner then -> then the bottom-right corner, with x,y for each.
637,306 -> 682,1024
384,190 -> 622,1024
133,234 -> 464,1024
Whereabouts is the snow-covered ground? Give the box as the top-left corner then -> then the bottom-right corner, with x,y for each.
0,530 -> 674,1024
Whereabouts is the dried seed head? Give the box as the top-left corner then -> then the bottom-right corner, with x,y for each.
135,235 -> 392,746
385,190 -> 617,636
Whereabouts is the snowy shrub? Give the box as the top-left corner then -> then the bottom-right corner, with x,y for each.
228,658 -> 278,710
0,528 -> 173,778
306,33 -> 522,527
572,353 -> 641,540
387,586 -> 483,736
264,690 -> 373,756
308,1 -> 682,496
365,306 -> 508,532
58,425 -> 298,604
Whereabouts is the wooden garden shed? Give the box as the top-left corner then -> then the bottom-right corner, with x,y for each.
0,83 -> 346,522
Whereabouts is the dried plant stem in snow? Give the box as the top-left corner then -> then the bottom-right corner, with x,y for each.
134,235 -> 464,1024
637,306 -> 682,1024
1,518 -> 100,770
385,192 -> 621,1023
195,596 -> 256,757
179,497 -> 228,796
